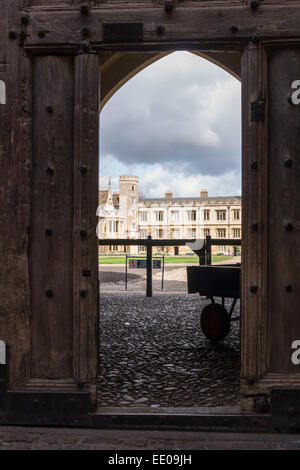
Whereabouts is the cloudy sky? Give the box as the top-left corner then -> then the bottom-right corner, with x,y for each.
99,51 -> 241,198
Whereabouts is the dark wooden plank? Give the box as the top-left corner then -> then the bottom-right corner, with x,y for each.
240,43 -> 268,395
268,48 -> 300,373
0,0 -> 32,388
95,0 -> 245,6
31,0 -> 72,4
73,51 -> 99,407
30,56 -> 74,379
25,4 -> 300,50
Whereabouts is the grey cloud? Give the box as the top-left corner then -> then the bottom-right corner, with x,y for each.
100,52 -> 241,177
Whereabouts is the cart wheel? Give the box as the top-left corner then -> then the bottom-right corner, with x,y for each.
200,303 -> 231,342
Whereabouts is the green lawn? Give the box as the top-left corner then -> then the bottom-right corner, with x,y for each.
99,255 -> 233,264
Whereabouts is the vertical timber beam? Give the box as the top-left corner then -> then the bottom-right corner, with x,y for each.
267,49 -> 300,375
0,1 -> 32,390
30,56 -> 74,384
240,42 -> 268,411
74,51 -> 99,409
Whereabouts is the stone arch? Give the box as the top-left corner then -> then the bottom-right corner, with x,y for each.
100,51 -> 241,109
0,80 -> 6,105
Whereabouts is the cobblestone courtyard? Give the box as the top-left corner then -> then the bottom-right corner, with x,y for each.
98,294 -> 240,409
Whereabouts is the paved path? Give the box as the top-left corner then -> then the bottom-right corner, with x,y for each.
98,294 -> 240,408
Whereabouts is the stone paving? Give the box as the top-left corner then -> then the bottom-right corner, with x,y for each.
98,294 -> 240,409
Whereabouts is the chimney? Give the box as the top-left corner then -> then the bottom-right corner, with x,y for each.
200,189 -> 208,198
165,191 -> 173,199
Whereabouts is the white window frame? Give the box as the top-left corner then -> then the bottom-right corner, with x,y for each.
140,211 -> 148,222
171,211 -> 179,222
233,228 -> 241,238
233,209 -> 240,220
155,211 -> 164,222
216,210 -> 226,221
188,228 -> 196,238
203,210 -> 210,221
187,210 -> 197,222
217,229 -> 226,238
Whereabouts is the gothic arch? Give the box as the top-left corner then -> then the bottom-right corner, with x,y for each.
101,51 -> 241,109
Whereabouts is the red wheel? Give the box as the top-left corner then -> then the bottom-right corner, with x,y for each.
200,303 -> 230,342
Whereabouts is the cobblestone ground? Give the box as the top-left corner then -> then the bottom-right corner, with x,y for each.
98,294 -> 240,408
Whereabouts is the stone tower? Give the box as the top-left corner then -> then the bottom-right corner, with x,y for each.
119,176 -> 139,244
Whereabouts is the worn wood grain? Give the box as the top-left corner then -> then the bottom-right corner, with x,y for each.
268,48 -> 300,373
0,0 -> 32,388
24,4 -> 300,51
30,56 -> 74,379
240,42 -> 268,394
95,0 -> 248,7
74,51 -> 100,407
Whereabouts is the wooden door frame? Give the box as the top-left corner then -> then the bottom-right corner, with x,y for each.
2,1 -> 300,416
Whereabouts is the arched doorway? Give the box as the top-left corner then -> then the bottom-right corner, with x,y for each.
3,1 -> 298,424
98,50 -> 242,411
100,50 -> 241,109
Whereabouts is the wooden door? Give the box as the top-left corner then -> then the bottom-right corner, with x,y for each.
27,52 -> 99,406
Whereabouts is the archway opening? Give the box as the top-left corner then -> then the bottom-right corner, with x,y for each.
98,50 -> 242,412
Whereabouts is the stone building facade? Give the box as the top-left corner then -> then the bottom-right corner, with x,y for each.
98,175 -> 241,255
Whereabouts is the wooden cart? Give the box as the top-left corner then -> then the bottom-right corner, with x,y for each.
187,265 -> 241,342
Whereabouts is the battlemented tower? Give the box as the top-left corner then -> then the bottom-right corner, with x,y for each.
119,175 -> 139,240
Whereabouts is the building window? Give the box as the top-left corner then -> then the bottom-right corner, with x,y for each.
203,228 -> 210,237
233,228 -> 241,238
155,211 -> 164,222
203,210 -> 210,221
140,229 -> 147,238
131,223 -> 136,230
187,210 -> 197,221
188,228 -> 196,238
216,210 -> 226,221
131,198 -> 136,204
140,212 -> 147,222
233,209 -> 240,220
171,211 -> 179,222
109,220 -> 117,233
156,229 -> 164,238
217,229 -> 226,238
172,229 -> 180,238
132,185 -> 135,191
